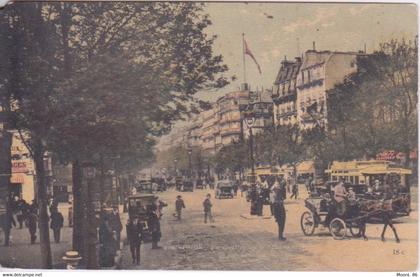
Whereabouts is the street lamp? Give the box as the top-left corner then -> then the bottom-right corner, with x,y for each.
244,113 -> 256,183
187,148 -> 193,178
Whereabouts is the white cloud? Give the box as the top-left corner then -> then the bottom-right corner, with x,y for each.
282,7 -> 338,33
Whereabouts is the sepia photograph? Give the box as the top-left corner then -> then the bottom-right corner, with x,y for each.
0,0 -> 417,273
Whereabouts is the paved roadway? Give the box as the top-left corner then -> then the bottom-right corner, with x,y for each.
122,186 -> 418,271
0,186 -> 417,271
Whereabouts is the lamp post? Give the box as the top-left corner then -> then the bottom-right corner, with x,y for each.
244,114 -> 256,183
245,113 -> 259,216
187,148 -> 193,178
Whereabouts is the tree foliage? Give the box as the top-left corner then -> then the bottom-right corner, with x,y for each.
0,2 -> 229,268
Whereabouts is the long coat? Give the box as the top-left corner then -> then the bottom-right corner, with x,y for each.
50,212 -> 64,230
109,212 -> 123,232
148,212 -> 161,242
126,222 -> 143,245
26,213 -> 38,233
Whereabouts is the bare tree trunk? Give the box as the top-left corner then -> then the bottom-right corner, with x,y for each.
33,139 -> 52,269
84,175 -> 99,269
72,160 -> 84,254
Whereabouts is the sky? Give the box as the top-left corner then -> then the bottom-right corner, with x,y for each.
196,2 -> 418,102
158,2 -> 417,148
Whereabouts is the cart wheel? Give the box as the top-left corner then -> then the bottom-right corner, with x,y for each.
300,211 -> 316,236
349,222 -> 362,238
330,218 -> 347,240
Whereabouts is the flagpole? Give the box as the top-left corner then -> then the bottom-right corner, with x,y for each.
242,33 -> 247,85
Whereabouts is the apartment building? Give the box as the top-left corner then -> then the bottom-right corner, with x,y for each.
217,89 -> 250,146
296,49 -> 362,129
201,108 -> 218,154
243,89 -> 274,138
272,57 -> 302,126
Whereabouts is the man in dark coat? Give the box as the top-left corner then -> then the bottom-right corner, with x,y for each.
149,207 -> 162,249
109,206 -> 123,249
273,181 -> 287,241
50,209 -> 64,243
1,199 -> 16,246
16,199 -> 28,229
99,216 -> 117,267
203,193 -> 214,223
29,199 -> 38,214
126,217 -> 143,264
26,211 -> 38,244
174,195 -> 185,220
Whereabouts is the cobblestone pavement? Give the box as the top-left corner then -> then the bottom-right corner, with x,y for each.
0,186 -> 417,271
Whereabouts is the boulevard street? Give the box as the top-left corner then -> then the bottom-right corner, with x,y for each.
0,186 -> 417,271
123,187 -> 418,271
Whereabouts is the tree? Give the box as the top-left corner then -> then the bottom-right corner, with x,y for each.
214,141 -> 248,178
0,2 -> 229,268
326,39 -> 417,165
0,3 -> 64,268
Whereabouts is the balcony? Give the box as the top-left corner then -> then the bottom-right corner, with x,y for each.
297,78 -> 324,90
220,127 -> 242,137
276,110 -> 297,120
219,115 -> 241,124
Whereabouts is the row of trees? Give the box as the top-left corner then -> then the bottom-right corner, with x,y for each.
213,39 -> 417,179
0,2 -> 229,268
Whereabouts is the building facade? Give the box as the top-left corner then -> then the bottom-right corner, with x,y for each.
10,132 -> 35,202
272,57 -> 302,126
217,89 -> 250,146
296,50 -> 361,129
201,108 -> 218,154
243,89 -> 274,138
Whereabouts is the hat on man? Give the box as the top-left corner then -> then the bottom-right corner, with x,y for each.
62,251 -> 82,262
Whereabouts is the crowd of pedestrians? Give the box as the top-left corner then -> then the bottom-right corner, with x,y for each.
0,195 -> 64,246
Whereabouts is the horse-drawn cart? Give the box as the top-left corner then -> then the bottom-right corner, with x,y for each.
301,194 -> 401,242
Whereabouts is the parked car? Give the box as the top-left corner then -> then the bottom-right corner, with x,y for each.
215,181 -> 234,199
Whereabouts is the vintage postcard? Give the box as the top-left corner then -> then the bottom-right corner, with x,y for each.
0,1 -> 417,273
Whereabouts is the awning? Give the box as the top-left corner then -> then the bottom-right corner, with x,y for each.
297,161 -> 315,174
361,168 -> 412,175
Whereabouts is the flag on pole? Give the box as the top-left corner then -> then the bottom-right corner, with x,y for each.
244,39 -> 262,74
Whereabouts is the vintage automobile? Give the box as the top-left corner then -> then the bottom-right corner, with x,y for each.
151,177 -> 167,192
135,180 -> 154,194
128,194 -> 158,242
181,180 -> 194,192
215,181 -> 234,199
195,179 -> 204,189
175,176 -> 183,191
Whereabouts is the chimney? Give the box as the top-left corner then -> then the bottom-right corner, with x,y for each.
313,41 -> 316,51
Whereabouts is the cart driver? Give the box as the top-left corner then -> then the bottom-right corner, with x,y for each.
347,187 -> 356,202
334,180 -> 348,216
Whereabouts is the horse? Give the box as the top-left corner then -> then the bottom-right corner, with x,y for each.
356,199 -> 400,243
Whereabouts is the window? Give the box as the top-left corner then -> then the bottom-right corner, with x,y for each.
301,71 -> 305,84
307,70 -> 311,82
